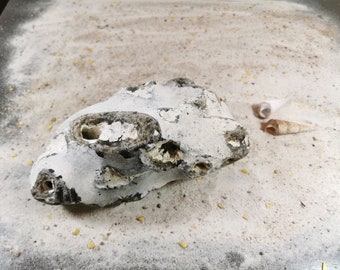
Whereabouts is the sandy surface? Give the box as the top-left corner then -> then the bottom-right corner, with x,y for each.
1,0 -> 340,269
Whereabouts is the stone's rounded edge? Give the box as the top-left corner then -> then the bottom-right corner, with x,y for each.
165,78 -> 201,88
126,80 -> 157,92
223,125 -> 250,166
31,169 -> 81,205
30,78 -> 250,207
29,131 -> 68,189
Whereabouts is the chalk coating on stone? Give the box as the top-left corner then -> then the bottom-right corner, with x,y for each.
30,78 -> 250,207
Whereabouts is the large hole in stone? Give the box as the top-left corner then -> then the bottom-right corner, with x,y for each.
81,125 -> 101,140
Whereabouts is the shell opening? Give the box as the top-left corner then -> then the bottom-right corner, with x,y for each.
260,107 -> 271,119
264,126 -> 277,135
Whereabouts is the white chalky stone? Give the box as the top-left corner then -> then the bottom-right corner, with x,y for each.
30,78 -> 249,207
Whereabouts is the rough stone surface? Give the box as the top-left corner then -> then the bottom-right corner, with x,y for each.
30,78 -> 249,207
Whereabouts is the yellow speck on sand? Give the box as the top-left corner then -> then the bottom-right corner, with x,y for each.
72,229 -> 80,236
8,87 -> 14,92
50,117 -> 57,123
195,177 -> 204,183
11,153 -> 18,158
84,46 -> 93,52
242,214 -> 248,221
88,59 -> 95,65
273,169 -> 280,174
241,169 -> 250,175
27,160 -> 34,166
47,215 -> 52,220
87,241 -> 95,249
18,120 -> 24,127
178,241 -> 188,249
265,202 -> 273,209
136,216 -> 144,223
46,124 -> 53,131
217,203 -> 224,209
188,16 -> 195,22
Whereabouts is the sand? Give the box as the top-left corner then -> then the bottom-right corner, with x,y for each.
1,0 -> 339,269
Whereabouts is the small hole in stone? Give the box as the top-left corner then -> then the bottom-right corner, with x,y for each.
126,86 -> 139,92
119,150 -> 136,159
44,181 -> 53,189
38,178 -> 54,193
81,126 -> 101,140
194,162 -> 212,172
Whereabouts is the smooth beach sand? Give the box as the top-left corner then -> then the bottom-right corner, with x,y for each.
1,1 -> 339,269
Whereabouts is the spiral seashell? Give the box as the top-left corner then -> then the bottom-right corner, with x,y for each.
252,99 -> 286,119
262,119 -> 314,135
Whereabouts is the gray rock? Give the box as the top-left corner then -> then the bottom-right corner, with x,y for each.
30,78 -> 249,207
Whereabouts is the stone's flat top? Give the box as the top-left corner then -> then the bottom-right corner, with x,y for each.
0,0 -> 340,269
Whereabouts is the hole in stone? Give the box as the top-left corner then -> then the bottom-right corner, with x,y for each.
120,150 -> 136,159
126,86 -> 139,92
194,162 -> 212,172
44,181 -> 53,190
160,140 -> 181,158
81,125 -> 101,140
38,177 -> 54,193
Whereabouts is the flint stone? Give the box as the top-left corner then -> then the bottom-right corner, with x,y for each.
30,78 -> 250,207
